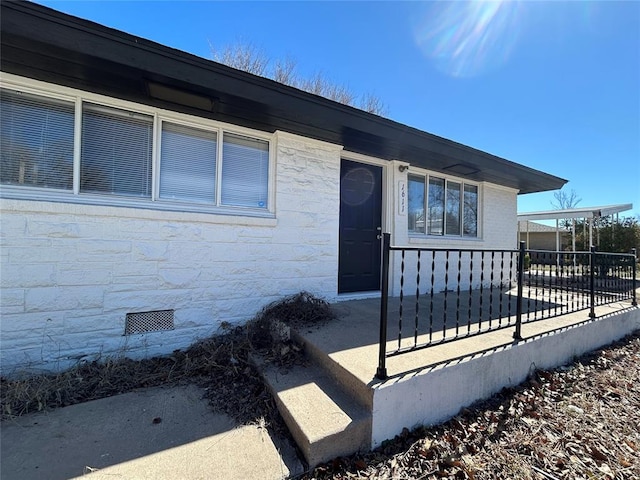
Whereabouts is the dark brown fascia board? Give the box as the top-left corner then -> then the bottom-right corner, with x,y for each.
1,1 -> 567,194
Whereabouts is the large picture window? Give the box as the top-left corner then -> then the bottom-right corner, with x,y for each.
0,85 -> 272,214
408,173 -> 478,238
0,90 -> 74,190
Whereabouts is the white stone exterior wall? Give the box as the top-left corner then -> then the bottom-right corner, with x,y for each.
0,131 -> 342,375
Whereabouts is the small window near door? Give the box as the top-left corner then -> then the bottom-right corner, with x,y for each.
408,173 -> 479,238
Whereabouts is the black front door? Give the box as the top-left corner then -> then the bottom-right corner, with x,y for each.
338,159 -> 383,293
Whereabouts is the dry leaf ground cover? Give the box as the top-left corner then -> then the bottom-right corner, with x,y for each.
301,331 -> 640,480
0,293 -> 331,428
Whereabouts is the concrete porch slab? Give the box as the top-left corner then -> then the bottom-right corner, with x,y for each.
292,294 -> 639,448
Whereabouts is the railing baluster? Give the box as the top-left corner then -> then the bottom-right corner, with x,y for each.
546,251 -> 552,318
489,251 -> 495,328
508,250 -> 514,322
570,253 -> 575,313
499,251 -> 504,326
414,250 -> 421,347
589,246 -> 596,318
443,251 -> 449,338
429,250 -> 435,342
533,252 -> 539,320
549,252 -> 560,316
398,249 -> 405,349
456,250 -> 462,336
559,253 -> 565,314
526,249 -> 531,322
632,248 -> 637,307
479,251 -> 485,330
468,251 -> 473,334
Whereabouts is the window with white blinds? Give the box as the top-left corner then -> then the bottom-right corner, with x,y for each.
221,134 -> 269,208
160,122 -> 217,204
0,90 -> 74,190
1,85 -> 272,214
81,103 -> 153,197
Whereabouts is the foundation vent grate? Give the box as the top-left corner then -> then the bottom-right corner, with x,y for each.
125,310 -> 174,335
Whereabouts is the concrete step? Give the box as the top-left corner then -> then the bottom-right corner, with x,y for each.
292,328 -> 374,410
260,361 -> 372,468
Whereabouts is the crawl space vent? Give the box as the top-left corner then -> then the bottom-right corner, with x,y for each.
125,310 -> 174,335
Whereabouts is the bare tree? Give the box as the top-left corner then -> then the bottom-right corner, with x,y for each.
360,92 -> 388,116
551,188 -> 582,211
209,41 -> 387,116
552,188 -> 582,232
272,56 -> 298,85
209,41 -> 269,76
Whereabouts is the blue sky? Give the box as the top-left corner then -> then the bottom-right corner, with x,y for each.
36,1 -> 640,218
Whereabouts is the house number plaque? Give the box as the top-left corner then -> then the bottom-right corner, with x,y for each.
398,180 -> 406,216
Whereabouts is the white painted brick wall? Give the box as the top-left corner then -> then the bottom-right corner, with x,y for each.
0,131 -> 342,376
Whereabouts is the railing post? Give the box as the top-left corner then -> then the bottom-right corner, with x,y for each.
632,248 -> 637,307
589,245 -> 596,318
514,241 -> 525,340
376,232 -> 391,380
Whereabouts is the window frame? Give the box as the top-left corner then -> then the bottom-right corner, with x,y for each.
0,74 -> 275,218
408,170 -> 480,239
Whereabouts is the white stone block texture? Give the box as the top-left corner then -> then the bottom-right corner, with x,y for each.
0,131 -> 342,376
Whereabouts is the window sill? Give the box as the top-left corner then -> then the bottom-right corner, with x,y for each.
408,235 -> 483,245
0,188 -> 277,226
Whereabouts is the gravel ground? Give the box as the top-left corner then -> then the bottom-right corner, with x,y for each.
299,331 -> 640,480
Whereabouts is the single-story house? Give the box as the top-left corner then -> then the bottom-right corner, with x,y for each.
0,2 -> 566,375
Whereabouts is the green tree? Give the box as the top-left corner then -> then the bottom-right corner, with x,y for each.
574,216 -> 640,254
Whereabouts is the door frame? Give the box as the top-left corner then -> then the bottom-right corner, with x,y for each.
338,152 -> 389,295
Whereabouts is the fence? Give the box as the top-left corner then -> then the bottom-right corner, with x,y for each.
376,234 -> 637,379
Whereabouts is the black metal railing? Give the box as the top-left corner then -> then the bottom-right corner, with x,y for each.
376,234 -> 637,379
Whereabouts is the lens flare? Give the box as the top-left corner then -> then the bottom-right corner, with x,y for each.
414,1 -> 522,78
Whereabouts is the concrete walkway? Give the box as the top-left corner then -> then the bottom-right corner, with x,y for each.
0,385 -> 303,480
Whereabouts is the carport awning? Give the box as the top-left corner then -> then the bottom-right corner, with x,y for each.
517,203 -> 633,251
517,204 -> 633,222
